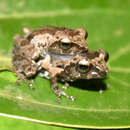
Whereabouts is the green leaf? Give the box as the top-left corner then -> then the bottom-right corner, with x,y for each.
0,0 -> 130,129
0,116 -> 75,130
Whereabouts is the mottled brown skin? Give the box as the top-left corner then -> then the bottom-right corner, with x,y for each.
12,26 -> 109,103
25,26 -> 88,60
12,26 -> 88,89
49,49 -> 109,102
59,49 -> 109,80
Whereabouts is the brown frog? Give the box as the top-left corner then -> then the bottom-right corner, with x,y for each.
12,26 -> 109,103
12,26 -> 88,88
38,49 -> 109,103
23,26 -> 88,59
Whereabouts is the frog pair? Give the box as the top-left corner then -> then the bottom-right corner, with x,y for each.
12,26 -> 109,103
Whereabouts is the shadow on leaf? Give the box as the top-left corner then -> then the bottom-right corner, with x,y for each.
70,78 -> 107,92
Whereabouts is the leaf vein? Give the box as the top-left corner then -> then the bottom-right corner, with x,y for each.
0,92 -> 130,112
0,8 -> 128,19
110,43 -> 130,62
110,67 -> 130,73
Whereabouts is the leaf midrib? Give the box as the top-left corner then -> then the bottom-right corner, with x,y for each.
1,112 -> 130,129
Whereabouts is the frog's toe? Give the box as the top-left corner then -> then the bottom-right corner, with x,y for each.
62,82 -> 70,90
99,89 -> 104,94
57,96 -> 62,104
62,86 -> 67,90
69,96 -> 76,102
29,84 -> 35,90
16,80 -> 21,86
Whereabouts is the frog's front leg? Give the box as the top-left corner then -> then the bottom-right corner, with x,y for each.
41,55 -> 75,103
50,75 -> 75,103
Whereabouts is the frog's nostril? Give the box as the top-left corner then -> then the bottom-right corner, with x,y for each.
100,71 -> 107,78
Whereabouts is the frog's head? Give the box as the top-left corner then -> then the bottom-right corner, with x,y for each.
25,26 -> 88,55
64,49 -> 109,80
48,27 -> 88,55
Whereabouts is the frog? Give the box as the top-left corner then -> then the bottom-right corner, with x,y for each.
12,26 -> 88,89
23,26 -> 88,59
12,26 -> 109,103
38,49 -> 109,103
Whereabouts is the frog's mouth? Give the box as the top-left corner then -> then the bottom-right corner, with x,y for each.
49,52 -> 76,60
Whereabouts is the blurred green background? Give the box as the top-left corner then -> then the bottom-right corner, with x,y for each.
0,0 -> 130,129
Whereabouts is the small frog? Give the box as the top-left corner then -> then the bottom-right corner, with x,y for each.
12,26 -> 88,88
23,26 -> 88,59
12,26 -> 109,103
38,49 -> 109,103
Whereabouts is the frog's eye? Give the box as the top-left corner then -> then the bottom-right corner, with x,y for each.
104,51 -> 109,62
58,41 -> 72,50
77,64 -> 89,74
77,60 -> 90,74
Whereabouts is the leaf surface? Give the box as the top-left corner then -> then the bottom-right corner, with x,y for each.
0,0 -> 130,129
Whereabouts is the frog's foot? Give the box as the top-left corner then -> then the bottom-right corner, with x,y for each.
99,89 -> 104,94
51,76 -> 75,103
62,82 -> 70,90
55,90 -> 75,103
106,83 -> 111,88
16,78 -> 21,86
23,79 -> 35,90
16,77 -> 35,90
28,82 -> 35,90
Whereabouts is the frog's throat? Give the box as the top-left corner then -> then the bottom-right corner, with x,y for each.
49,52 -> 76,60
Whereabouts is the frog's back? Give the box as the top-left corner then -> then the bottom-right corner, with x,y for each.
26,26 -> 75,40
